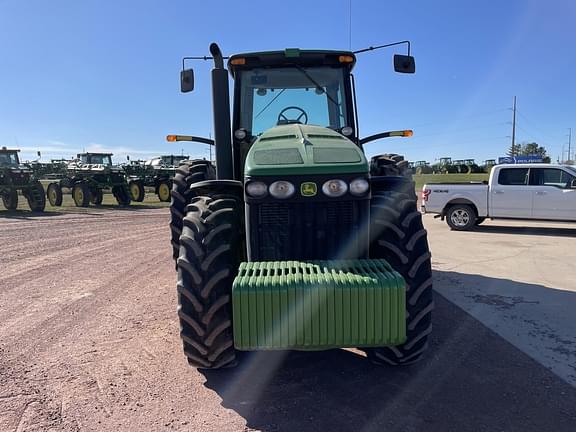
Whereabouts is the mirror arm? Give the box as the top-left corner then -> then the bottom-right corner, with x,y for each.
167,135 -> 215,146
353,40 -> 410,56
359,130 -> 413,145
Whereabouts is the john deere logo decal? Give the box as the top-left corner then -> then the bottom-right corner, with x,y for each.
301,182 -> 317,197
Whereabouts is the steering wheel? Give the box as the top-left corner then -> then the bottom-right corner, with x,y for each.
277,106 -> 309,125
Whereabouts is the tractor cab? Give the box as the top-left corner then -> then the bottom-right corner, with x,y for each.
0,148 -> 21,168
77,153 -> 113,167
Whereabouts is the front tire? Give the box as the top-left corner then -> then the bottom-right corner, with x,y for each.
47,183 -> 63,206
72,183 -> 90,207
2,189 -> 18,210
170,160 -> 216,261
365,191 -> 434,366
157,180 -> 171,202
112,185 -> 131,206
26,181 -> 46,212
90,188 -> 103,205
446,204 -> 476,231
129,180 -> 145,202
176,196 -> 243,369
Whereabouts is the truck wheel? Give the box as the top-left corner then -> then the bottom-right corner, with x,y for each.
365,191 -> 434,366
26,181 -> 46,212
47,183 -> 63,206
2,189 -> 18,210
170,161 -> 216,261
157,180 -> 171,202
112,185 -> 131,206
129,180 -> 145,202
90,189 -> 103,205
446,204 -> 476,231
72,183 -> 90,207
176,196 -> 243,369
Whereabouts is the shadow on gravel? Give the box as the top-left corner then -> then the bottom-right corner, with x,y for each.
201,294 -> 576,432
474,224 -> 576,237
0,210 -> 64,219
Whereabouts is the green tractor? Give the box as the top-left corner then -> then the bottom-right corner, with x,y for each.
432,157 -> 458,174
170,42 -> 433,369
482,159 -> 496,173
124,154 -> 195,202
412,160 -> 433,175
0,147 -> 46,212
46,152 -> 131,207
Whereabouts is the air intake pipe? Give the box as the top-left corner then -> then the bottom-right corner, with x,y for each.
209,43 -> 234,180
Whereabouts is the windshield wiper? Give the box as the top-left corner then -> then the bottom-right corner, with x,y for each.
293,65 -> 340,108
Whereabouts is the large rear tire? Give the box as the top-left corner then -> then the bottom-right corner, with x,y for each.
370,154 -> 413,179
176,196 -> 243,369
170,160 -> 216,261
2,189 -> 18,210
26,181 -> 46,212
365,191 -> 434,365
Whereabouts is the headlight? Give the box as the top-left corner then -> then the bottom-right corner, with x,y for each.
269,181 -> 295,199
349,178 -> 369,196
246,181 -> 268,198
322,179 -> 348,197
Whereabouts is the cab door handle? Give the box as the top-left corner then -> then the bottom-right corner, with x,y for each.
535,191 -> 547,195
494,190 -> 504,194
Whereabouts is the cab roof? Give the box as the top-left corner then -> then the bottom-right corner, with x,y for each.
77,152 -> 113,157
228,49 -> 356,76
0,147 -> 19,153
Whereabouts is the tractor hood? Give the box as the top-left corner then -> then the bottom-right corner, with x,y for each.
244,124 -> 368,176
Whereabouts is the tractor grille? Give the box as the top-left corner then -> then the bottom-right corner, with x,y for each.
247,199 -> 369,261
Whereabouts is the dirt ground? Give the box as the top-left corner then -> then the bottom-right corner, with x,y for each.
1,208 -> 576,432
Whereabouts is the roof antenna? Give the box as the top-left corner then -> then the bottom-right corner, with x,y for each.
348,0 -> 352,50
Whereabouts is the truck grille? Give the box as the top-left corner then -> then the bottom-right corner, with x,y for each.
247,200 -> 368,261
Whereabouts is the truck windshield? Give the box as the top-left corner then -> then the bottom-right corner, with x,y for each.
238,66 -> 349,136
0,152 -> 19,167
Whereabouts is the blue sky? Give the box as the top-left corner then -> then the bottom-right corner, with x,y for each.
1,0 -> 575,164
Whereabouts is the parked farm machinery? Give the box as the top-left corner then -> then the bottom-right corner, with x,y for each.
45,152 -> 131,207
0,147 -> 46,212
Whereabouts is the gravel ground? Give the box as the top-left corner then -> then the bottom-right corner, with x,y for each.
1,208 -> 575,432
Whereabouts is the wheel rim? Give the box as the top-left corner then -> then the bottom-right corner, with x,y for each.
74,188 -> 83,203
158,184 -> 170,201
450,209 -> 470,227
49,188 -> 57,204
130,183 -> 140,199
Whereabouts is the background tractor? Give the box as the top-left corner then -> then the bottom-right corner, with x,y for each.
171,42 -> 433,369
411,160 -> 433,175
0,147 -> 46,212
124,154 -> 192,202
432,157 -> 458,174
46,152 -> 131,207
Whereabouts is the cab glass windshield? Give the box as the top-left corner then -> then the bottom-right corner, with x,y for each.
238,66 -> 349,136
0,152 -> 19,167
81,154 -> 112,166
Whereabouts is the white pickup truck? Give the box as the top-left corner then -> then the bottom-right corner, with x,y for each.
421,164 -> 576,230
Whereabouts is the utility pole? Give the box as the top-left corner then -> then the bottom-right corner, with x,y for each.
511,96 -> 517,155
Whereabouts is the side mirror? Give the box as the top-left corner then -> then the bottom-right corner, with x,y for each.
37,151 -> 41,157
394,54 -> 416,74
181,69 -> 194,93
126,155 -> 130,161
